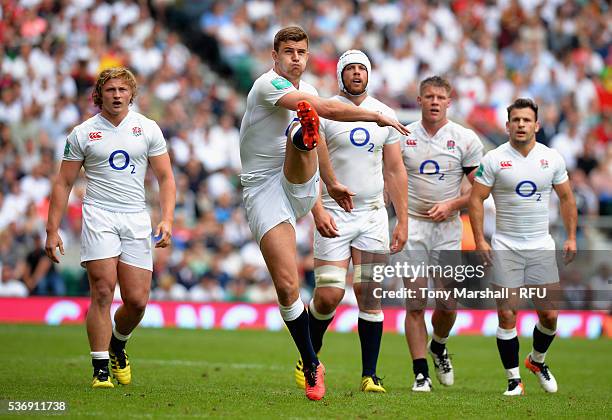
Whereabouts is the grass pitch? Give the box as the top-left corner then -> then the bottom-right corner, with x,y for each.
0,324 -> 609,418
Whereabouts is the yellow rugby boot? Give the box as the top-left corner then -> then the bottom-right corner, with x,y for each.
360,375 -> 386,393
109,348 -> 131,385
294,358 -> 305,389
92,368 -> 114,388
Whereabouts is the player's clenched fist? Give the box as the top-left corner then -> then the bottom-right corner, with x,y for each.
154,221 -> 173,248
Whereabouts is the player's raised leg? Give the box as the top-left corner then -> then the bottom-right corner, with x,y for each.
283,103 -> 319,185
260,224 -> 325,400
86,258 -> 118,389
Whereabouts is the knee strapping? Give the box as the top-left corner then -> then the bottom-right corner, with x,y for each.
314,265 -> 347,289
353,263 -> 384,284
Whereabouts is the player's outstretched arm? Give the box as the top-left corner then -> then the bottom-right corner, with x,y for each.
382,142 -> 408,253
553,180 -> 578,264
277,91 -> 409,135
468,181 -> 493,264
149,152 -> 176,248
45,160 -> 83,263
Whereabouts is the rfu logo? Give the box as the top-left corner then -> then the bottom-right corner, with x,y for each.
406,139 -> 417,147
446,139 -> 456,151
132,127 -> 142,137
88,132 -> 102,141
500,160 -> 513,169
540,159 -> 549,169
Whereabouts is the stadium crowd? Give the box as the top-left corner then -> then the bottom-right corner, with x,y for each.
0,0 -> 610,308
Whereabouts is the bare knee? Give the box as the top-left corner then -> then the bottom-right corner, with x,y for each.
123,294 -> 149,314
269,265 -> 298,304
433,309 -> 456,320
275,274 -> 299,307
406,308 -> 425,320
89,280 -> 114,308
314,288 -> 343,314
538,310 -> 558,330
498,310 -> 517,329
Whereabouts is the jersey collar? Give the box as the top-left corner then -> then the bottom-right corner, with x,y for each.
98,110 -> 133,129
418,119 -> 450,140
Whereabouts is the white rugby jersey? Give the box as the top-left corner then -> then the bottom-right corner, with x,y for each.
239,69 -> 318,186
401,120 -> 483,218
475,142 -> 568,243
320,95 -> 400,210
63,110 -> 167,212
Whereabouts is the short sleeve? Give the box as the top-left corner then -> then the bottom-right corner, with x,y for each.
319,116 -> 328,134
384,110 -> 400,145
474,152 -> 496,187
62,129 -> 84,161
148,121 -> 167,157
259,74 -> 296,107
462,131 -> 484,168
552,151 -> 569,185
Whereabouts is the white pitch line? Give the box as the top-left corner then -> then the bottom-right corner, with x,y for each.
43,355 -> 286,371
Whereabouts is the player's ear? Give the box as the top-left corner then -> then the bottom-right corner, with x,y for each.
271,49 -> 278,64
417,95 -> 422,106
534,121 -> 540,133
505,121 -> 510,132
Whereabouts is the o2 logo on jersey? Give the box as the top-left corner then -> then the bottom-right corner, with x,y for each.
419,159 -> 444,180
515,180 -> 541,201
109,150 -> 136,174
350,127 -> 375,152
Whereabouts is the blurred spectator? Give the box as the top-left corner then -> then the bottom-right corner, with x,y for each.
590,145 -> 612,216
571,169 -> 599,217
576,134 -> 601,176
151,273 -> 188,301
190,274 -> 225,302
245,278 -> 276,303
225,278 -> 249,302
562,269 -> 593,310
23,233 -> 65,296
590,263 -> 611,312
550,111 -> 585,170
0,263 -> 28,297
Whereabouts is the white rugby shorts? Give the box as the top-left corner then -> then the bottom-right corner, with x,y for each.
80,204 -> 153,271
243,170 -> 319,244
314,206 -> 389,261
399,216 -> 463,267
491,233 -> 559,288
